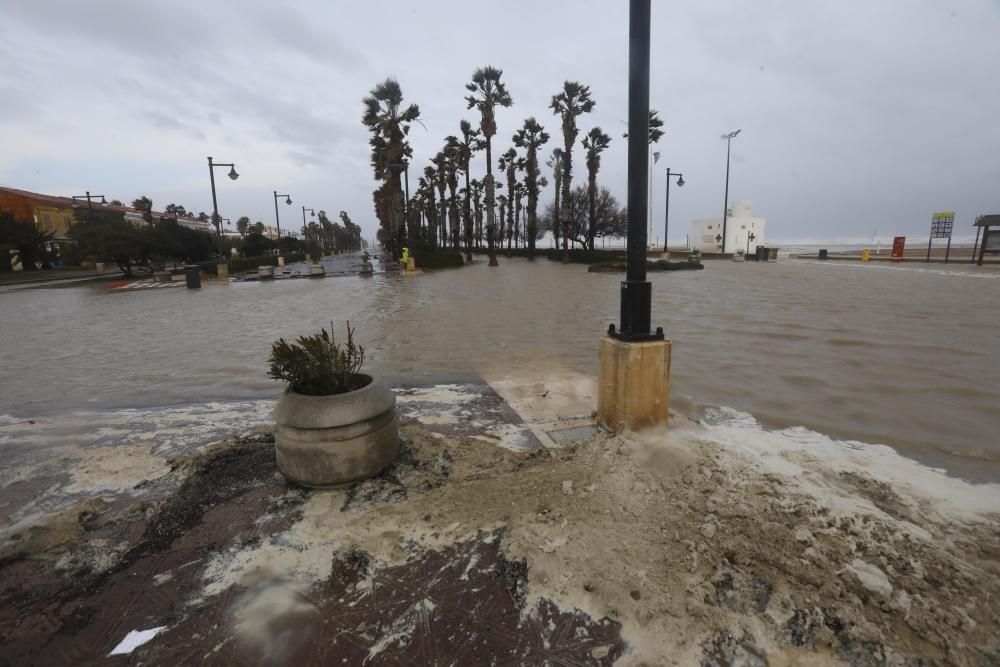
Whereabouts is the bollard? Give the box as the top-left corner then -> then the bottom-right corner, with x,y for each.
184,265 -> 202,289
862,249 -> 870,262
407,257 -> 415,272
818,248 -> 828,260
277,256 -> 286,268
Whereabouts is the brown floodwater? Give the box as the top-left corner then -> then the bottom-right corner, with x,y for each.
1,255 -> 998,480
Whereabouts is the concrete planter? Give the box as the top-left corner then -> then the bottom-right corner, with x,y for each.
308,264 -> 325,277
273,375 -> 399,487
258,265 -> 275,279
359,262 -> 374,275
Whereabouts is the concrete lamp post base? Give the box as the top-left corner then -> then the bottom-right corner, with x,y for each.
597,335 -> 671,433
216,263 -> 229,280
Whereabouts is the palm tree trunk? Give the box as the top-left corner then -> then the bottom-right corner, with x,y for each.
560,136 -> 573,263
463,170 -> 473,263
588,171 -> 597,251
485,138 -> 498,266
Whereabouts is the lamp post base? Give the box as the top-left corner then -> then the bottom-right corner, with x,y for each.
597,335 -> 671,433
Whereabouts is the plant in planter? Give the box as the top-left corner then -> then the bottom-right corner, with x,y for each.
269,322 -> 399,487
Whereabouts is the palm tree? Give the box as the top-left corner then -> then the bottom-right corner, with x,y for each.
512,182 -> 526,249
550,81 -> 596,261
498,148 -> 520,250
362,78 -> 420,259
470,178 -> 483,247
465,66 -> 513,267
456,120 -> 481,262
497,193 -> 507,249
513,117 -> 550,258
443,136 -> 462,250
431,152 -> 448,247
582,127 -> 611,250
421,166 -> 437,244
547,148 -> 564,250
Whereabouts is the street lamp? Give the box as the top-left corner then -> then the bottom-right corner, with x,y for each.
207,156 -> 239,257
610,0 -> 660,342
301,206 -> 315,254
662,168 -> 684,255
72,191 -> 107,208
273,191 -> 292,244
720,129 -> 740,254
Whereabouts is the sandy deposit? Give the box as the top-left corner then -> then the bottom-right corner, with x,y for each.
197,421 -> 1000,665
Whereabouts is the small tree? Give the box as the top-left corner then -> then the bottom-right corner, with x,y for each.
236,216 -> 250,239
69,208 -> 147,275
0,210 -> 53,272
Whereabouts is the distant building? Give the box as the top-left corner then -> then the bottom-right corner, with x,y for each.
691,200 -> 766,254
0,186 -> 78,241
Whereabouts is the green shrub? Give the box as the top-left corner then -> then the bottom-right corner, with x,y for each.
268,322 -> 366,396
198,252 -> 308,275
408,242 -> 463,269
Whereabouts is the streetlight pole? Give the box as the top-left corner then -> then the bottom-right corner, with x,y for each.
662,168 -> 684,255
207,156 -> 239,258
301,206 -> 315,255
72,191 -> 107,209
720,129 -> 740,254
272,191 -> 292,243
611,0 -> 660,342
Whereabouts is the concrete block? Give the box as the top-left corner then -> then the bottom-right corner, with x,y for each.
217,263 -> 229,279
597,335 -> 671,432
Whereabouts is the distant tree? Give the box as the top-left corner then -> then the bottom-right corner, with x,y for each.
109,200 -> 123,207
623,108 -> 665,145
253,221 -> 265,235
241,231 -> 276,257
513,117 -> 549,258
69,207 -> 146,275
146,220 -> 214,266
456,119 -> 481,262
498,147 -> 522,249
540,185 -> 625,250
362,78 -> 420,259
132,196 -> 153,224
546,147 -> 564,251
236,216 -> 250,239
582,127 -> 612,250
197,212 -> 209,222
550,81 -> 596,259
443,135 -> 462,250
0,210 -> 54,272
431,151 -> 449,247
466,65 -> 513,267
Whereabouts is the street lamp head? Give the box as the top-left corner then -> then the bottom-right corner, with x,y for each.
310,210 -> 315,217
677,175 -> 685,187
100,196 -> 107,204
228,166 -> 239,180
285,196 -> 292,205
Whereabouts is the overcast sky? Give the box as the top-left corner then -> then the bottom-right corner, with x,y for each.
2,0 -> 998,244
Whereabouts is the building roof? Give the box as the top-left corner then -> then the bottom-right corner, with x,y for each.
973,214 -> 1000,227
0,185 -> 78,208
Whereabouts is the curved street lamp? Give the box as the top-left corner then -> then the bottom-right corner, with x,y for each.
207,156 -> 239,257
273,191 -> 292,244
662,168 -> 684,254
720,129 -> 740,254
72,191 -> 107,209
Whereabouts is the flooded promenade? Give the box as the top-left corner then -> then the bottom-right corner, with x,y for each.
2,256 -> 998,481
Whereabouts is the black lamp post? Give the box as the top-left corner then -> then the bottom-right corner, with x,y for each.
301,206 -> 315,254
273,191 -> 292,248
610,0 -> 661,342
662,168 -> 684,254
720,129 -> 740,254
72,191 -> 107,208
207,156 -> 239,257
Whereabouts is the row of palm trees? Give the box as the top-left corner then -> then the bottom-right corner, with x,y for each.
362,67 -> 664,264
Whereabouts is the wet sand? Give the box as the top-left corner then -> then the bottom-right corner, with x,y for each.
1,372 -> 998,665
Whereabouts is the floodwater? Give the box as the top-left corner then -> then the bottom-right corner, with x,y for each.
1,255 -> 999,481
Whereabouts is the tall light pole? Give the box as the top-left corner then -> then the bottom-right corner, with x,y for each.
207,156 -> 239,257
720,129 -> 740,254
72,191 -> 107,209
302,206 -> 315,254
273,190 -> 292,244
610,0 -> 660,342
662,168 -> 684,254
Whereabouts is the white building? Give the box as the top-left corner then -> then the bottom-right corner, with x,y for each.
691,200 -> 766,255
